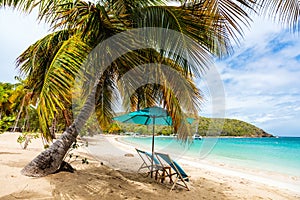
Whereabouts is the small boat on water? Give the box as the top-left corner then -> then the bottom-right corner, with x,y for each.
193,133 -> 202,140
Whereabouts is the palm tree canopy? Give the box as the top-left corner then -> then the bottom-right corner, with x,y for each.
1,0 -> 299,29
1,0 -> 299,141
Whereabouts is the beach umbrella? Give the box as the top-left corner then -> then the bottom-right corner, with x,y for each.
113,106 -> 194,175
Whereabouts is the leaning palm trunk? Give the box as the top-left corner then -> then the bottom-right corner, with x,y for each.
21,88 -> 96,177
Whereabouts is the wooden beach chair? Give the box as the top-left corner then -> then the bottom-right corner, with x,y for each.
155,152 -> 190,191
135,148 -> 162,178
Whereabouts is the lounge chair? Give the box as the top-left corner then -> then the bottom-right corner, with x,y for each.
155,152 -> 190,191
135,148 -> 162,178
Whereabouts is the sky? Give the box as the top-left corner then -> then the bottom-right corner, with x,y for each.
203,17 -> 300,137
0,8 -> 49,82
0,8 -> 299,137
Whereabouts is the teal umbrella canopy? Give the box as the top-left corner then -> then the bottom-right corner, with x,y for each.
113,106 -> 194,126
113,106 -> 172,126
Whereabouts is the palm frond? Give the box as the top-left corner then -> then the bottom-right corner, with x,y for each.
47,1 -> 126,47
132,7 -> 215,75
38,35 -> 90,140
17,33 -> 90,140
94,71 -> 119,129
101,0 -> 167,14
16,30 -> 72,101
0,0 -> 36,11
258,0 -> 300,30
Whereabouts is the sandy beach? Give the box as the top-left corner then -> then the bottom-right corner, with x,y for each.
0,132 -> 299,200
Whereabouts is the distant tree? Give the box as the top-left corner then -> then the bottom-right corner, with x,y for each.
0,82 -> 19,132
0,82 -> 15,120
107,123 -> 122,134
159,127 -> 172,136
134,125 -> 148,135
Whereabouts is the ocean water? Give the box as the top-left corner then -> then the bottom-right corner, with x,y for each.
120,136 -> 300,177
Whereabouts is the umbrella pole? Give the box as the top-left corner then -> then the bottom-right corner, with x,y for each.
151,117 -> 155,178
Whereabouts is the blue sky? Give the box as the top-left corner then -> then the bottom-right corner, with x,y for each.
0,9 -> 299,137
212,17 -> 300,137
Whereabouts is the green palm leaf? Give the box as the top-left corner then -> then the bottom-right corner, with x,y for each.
17,33 -> 90,140
38,35 -> 90,140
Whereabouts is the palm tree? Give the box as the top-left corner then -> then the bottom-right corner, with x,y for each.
0,0 -> 299,177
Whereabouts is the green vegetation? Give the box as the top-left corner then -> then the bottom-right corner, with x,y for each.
197,117 -> 273,137
0,82 -> 14,131
107,116 -> 272,137
0,116 -> 15,133
65,141 -> 89,165
0,82 -> 273,138
0,81 -> 70,135
17,132 -> 40,149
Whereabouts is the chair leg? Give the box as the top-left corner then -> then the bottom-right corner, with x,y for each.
167,168 -> 173,183
160,167 -> 172,183
137,163 -> 146,173
182,179 -> 190,191
170,176 -> 179,191
155,170 -> 159,180
160,169 -> 165,183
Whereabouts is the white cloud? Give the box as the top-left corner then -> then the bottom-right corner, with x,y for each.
208,18 -> 300,136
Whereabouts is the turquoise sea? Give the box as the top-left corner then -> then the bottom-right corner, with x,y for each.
120,136 -> 300,177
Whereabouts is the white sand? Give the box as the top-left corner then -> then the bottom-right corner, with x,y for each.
0,132 -> 53,199
91,134 -> 300,199
1,132 -> 300,199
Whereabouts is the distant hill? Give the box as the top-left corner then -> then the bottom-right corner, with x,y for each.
111,115 -> 273,137
197,117 -> 273,137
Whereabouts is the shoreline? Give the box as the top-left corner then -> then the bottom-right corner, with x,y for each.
117,134 -> 293,138
105,135 -> 300,194
116,135 -> 300,176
